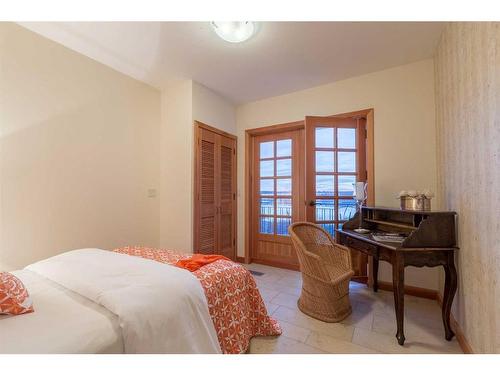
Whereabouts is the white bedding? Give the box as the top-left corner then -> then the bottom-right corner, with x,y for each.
1,249 -> 221,354
0,269 -> 123,354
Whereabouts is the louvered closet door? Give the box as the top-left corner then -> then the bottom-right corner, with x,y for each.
218,135 -> 236,259
195,124 -> 236,260
198,128 -> 218,254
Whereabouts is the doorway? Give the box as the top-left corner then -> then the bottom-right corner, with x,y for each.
245,110 -> 374,274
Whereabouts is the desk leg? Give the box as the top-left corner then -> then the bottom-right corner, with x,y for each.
392,253 -> 405,345
372,257 -> 379,292
442,252 -> 457,341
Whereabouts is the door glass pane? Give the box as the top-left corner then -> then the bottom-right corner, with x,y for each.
276,178 -> 292,195
260,198 -> 274,215
338,175 -> 356,197
315,151 -> 335,172
276,139 -> 292,157
277,217 -> 292,236
259,216 -> 274,234
260,141 -> 274,159
338,199 -> 357,220
276,198 -> 292,216
319,223 -> 335,237
338,152 -> 356,172
315,127 -> 334,148
338,128 -> 356,149
260,179 -> 274,195
315,199 -> 335,221
276,158 -> 292,176
260,160 -> 274,177
316,175 -> 335,196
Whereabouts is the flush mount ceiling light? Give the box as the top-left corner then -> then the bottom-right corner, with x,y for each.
210,22 -> 256,43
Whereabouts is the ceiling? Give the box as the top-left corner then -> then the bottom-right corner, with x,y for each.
19,22 -> 446,104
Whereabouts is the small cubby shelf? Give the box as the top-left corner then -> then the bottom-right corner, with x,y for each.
342,205 -> 458,248
363,218 -> 416,230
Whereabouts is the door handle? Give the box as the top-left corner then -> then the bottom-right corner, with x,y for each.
308,200 -> 317,207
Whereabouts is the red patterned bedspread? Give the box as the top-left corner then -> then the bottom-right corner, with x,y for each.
113,246 -> 281,354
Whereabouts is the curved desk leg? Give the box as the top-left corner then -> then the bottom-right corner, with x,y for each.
372,256 -> 379,292
442,252 -> 457,341
392,253 -> 405,345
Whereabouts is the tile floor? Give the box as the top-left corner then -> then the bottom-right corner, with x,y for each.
245,262 -> 463,354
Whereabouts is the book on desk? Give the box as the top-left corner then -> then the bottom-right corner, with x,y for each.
335,206 -> 458,346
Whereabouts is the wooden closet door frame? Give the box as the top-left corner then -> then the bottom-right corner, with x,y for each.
193,121 -> 237,258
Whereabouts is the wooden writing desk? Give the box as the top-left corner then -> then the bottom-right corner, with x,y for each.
336,206 -> 458,345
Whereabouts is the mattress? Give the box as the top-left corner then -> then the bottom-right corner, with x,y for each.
0,270 -> 123,354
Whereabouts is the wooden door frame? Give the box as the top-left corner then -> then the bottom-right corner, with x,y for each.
193,121 -> 237,258
244,109 -> 374,265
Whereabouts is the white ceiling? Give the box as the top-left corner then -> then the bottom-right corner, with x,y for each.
19,22 -> 446,104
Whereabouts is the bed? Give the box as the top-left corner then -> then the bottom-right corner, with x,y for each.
0,247 -> 281,354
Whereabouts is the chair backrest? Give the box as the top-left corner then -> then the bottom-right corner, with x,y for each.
289,222 -> 336,280
289,222 -> 334,254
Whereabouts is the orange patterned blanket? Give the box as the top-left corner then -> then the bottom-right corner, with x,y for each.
113,246 -> 281,354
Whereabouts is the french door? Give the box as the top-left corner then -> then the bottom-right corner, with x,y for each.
305,116 -> 367,236
251,129 -> 305,268
248,113 -> 370,271
305,115 -> 368,281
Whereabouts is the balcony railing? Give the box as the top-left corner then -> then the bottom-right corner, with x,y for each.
259,201 -> 356,236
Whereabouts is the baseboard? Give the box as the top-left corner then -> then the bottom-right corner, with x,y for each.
377,281 -> 438,300
436,293 -> 474,354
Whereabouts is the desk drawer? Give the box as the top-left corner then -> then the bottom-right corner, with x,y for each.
344,236 -> 377,254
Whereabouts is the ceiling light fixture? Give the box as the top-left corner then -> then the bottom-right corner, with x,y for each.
210,22 -> 256,43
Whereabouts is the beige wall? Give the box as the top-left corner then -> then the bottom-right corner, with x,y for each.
0,23 -> 237,269
193,82 -> 237,135
159,80 -> 236,252
435,22 -> 500,353
0,23 -> 162,270
236,59 -> 439,289
159,80 -> 193,251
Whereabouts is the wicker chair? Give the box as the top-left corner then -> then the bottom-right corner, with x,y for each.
289,222 -> 354,322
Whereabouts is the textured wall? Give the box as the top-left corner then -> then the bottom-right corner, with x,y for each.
434,22 -> 500,353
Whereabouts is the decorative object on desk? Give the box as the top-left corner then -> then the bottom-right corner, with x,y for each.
398,189 -> 434,211
353,182 -> 370,233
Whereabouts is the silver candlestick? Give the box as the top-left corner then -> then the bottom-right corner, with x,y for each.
353,182 -> 370,234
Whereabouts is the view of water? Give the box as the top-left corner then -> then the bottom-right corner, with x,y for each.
259,190 -> 357,236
